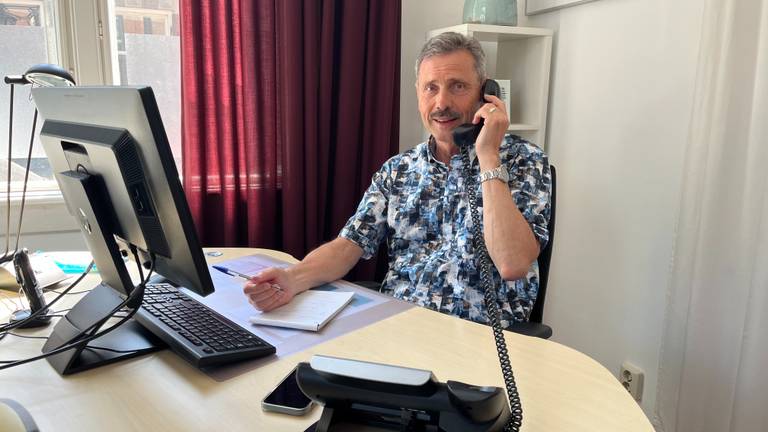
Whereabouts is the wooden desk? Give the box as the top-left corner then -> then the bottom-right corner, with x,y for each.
0,248 -> 652,431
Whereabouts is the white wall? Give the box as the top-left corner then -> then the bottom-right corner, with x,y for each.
401,0 -> 705,423
525,0 -> 703,420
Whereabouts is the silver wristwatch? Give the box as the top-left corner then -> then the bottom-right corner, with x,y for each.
479,165 -> 509,184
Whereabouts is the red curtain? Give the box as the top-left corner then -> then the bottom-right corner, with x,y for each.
180,1 -> 400,280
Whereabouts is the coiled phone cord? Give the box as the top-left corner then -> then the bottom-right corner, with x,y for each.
461,147 -> 523,432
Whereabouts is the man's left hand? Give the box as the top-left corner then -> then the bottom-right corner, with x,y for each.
472,94 -> 509,169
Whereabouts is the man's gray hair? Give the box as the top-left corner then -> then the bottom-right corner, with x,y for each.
415,32 -> 486,82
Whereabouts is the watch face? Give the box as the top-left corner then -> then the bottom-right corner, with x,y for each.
499,167 -> 509,182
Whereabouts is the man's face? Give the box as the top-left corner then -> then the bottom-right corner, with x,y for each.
416,50 -> 482,146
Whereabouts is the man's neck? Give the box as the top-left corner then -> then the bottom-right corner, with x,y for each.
430,136 -> 459,164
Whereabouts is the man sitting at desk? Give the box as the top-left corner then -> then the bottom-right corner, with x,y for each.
244,32 -> 551,328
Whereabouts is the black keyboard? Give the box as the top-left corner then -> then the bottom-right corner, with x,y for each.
134,282 -> 275,368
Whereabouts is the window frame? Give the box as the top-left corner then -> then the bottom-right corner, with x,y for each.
2,0 -> 122,237
4,0 -> 181,242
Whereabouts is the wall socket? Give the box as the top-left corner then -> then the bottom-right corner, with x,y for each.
619,361 -> 644,402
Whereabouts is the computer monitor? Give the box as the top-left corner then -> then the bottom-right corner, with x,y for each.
33,86 -> 213,296
31,86 -> 215,374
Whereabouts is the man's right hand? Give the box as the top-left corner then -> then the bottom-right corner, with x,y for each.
242,237 -> 364,312
243,267 -> 300,312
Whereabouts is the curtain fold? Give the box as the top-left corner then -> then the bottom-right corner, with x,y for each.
181,0 -> 400,280
657,1 -> 768,430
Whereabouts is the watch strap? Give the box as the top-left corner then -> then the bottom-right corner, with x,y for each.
479,165 -> 509,183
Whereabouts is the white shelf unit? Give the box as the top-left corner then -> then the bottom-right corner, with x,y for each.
427,24 -> 554,147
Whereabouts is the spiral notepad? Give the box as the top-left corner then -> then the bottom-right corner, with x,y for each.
249,290 -> 354,331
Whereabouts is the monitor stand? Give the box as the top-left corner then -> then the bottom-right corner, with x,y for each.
42,170 -> 164,375
42,283 -> 163,375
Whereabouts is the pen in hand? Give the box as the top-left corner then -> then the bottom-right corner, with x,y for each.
212,265 -> 252,280
212,265 -> 283,292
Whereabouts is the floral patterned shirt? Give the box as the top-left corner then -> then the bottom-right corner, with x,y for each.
340,134 -> 551,328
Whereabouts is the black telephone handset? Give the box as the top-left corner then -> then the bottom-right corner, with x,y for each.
453,79 -> 502,148
14,249 -> 45,312
8,249 -> 52,328
455,78 -> 523,431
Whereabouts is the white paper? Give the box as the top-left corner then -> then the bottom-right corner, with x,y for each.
182,255 -> 393,347
249,290 -> 354,331
186,254 -> 414,379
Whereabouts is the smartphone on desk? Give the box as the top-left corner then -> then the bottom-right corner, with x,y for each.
262,366 -> 315,416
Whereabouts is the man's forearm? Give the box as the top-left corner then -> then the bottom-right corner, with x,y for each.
478,158 -> 539,280
285,237 -> 364,293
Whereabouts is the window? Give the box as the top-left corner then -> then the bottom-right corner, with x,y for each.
0,0 -> 182,198
0,0 -> 61,194
110,0 -> 182,170
0,0 -> 181,243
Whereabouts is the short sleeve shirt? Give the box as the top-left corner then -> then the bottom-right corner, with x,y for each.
340,134 -> 551,328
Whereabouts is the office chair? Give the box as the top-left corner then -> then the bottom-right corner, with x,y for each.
507,164 -> 556,339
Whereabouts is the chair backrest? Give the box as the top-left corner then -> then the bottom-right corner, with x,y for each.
530,164 -> 556,324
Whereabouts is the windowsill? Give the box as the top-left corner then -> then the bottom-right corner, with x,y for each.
1,190 -> 65,206
1,191 -> 78,235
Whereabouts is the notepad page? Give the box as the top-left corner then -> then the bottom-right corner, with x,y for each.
249,290 -> 354,331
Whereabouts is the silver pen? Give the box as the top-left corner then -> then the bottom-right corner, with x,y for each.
212,265 -> 283,292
